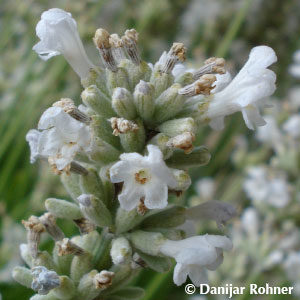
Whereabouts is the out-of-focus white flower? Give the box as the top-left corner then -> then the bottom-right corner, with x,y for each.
283,114 -> 300,138
256,115 -> 281,145
110,145 -> 177,211
26,106 -> 91,170
288,87 -> 300,111
284,252 -> 300,295
289,50 -> 300,79
33,8 -> 94,79
186,200 -> 236,229
205,46 -> 277,130
263,250 -> 284,270
160,234 -> 232,286
243,166 -> 290,208
195,177 -> 216,200
240,207 -> 260,237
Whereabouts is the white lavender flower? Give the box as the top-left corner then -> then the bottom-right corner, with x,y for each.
243,166 -> 290,208
204,46 -> 277,130
33,8 -> 94,79
110,145 -> 177,210
256,115 -> 282,145
282,114 -> 300,138
284,252 -> 300,295
195,177 -> 216,200
289,50 -> 300,78
160,235 -> 233,286
26,106 -> 91,170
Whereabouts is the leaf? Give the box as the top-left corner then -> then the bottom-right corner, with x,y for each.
137,251 -> 173,273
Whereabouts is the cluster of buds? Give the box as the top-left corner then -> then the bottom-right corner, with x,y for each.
14,8 -> 277,300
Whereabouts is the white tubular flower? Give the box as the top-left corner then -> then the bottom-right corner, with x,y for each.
26,106 -> 91,170
283,114 -> 300,138
160,234 -> 233,286
110,145 -> 177,211
289,50 -> 300,78
33,8 -> 94,79
204,46 -> 277,130
195,177 -> 216,200
243,166 -> 290,208
256,115 -> 281,144
26,129 -> 41,163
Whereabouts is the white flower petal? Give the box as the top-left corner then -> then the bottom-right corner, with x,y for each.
188,265 -> 208,287
26,129 -> 41,163
33,8 -> 94,79
206,46 -> 277,130
173,263 -> 189,286
144,181 -> 168,209
118,182 -> 144,211
241,105 -> 266,130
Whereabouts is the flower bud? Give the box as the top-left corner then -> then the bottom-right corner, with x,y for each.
119,118 -> 145,153
99,164 -> 115,208
106,67 -> 131,95
22,216 -> 45,259
77,270 -> 101,300
39,213 -> 64,242
45,198 -> 82,220
170,169 -> 191,191
166,146 -> 211,169
79,168 -> 106,205
110,117 -> 139,136
147,133 -> 173,159
174,71 -> 194,86
94,270 -> 114,289
153,84 -> 185,123
158,118 -> 196,137
81,67 -> 108,96
112,87 -> 136,120
30,293 -> 58,300
161,43 -> 186,74
81,85 -> 115,118
53,243 -> 72,275
127,230 -> 166,256
110,237 -> 132,265
70,252 -> 93,283
94,28 -> 117,72
51,276 -> 76,300
32,252 -> 56,271
150,69 -> 174,99
122,29 -> 140,65
115,207 -> 145,235
78,194 -> 113,227
90,115 -> 120,148
52,98 -> 90,124
12,266 -> 33,288
20,244 -> 33,267
136,251 -> 172,273
133,80 -> 155,123
120,60 -> 152,89
73,218 -> 96,235
141,206 -> 186,229
60,173 -> 82,202
89,137 -> 121,164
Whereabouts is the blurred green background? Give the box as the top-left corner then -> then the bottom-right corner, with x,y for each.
1,0 -> 300,299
